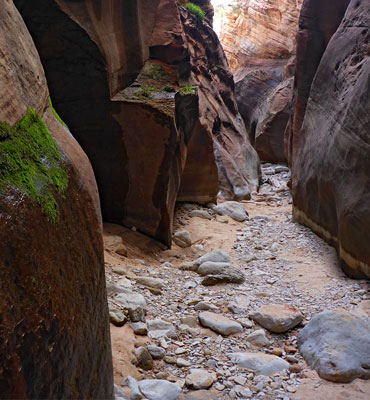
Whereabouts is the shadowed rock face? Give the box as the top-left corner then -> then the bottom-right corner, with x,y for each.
285,0 -> 351,163
0,2 -> 113,398
291,0 -> 370,279
235,60 -> 294,163
15,0 -> 258,244
180,7 -> 260,200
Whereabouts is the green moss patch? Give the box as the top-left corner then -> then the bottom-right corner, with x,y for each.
186,2 -> 205,22
49,97 -> 69,129
0,108 -> 69,223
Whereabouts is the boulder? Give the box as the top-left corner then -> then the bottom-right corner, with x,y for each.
291,0 -> 370,278
298,310 -> 370,383
0,2 -> 113,398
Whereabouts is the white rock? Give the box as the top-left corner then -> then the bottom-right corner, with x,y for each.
134,276 -> 164,289
229,353 -> 289,376
115,290 -> 147,312
246,329 -> 270,347
138,379 -> 182,400
173,230 -> 192,248
198,312 -> 243,336
185,369 -> 214,390
213,202 -> 249,222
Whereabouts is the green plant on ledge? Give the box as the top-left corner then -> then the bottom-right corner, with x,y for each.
149,64 -> 169,80
0,108 -> 69,223
185,2 -> 205,22
178,84 -> 196,96
135,84 -> 157,99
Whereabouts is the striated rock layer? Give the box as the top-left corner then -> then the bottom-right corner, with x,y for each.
15,0 -> 259,245
0,1 -> 113,398
220,0 -> 302,163
220,0 -> 303,71
291,0 -> 370,279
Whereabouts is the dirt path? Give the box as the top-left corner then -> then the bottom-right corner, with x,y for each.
106,163 -> 370,399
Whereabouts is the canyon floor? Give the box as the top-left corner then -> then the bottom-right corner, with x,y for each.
105,164 -> 370,400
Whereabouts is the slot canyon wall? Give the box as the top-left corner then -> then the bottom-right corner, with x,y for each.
14,0 -> 259,247
289,0 -> 370,279
220,0 -> 303,162
0,1 -> 113,398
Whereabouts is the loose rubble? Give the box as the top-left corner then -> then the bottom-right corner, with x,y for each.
108,164 -> 370,399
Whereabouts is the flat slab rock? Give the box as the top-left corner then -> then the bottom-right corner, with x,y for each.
229,353 -> 289,376
198,312 -> 243,336
250,304 -> 303,333
213,201 -> 249,222
298,310 -> 370,383
123,376 -> 181,400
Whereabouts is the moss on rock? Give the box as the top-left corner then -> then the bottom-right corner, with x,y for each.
0,108 -> 69,223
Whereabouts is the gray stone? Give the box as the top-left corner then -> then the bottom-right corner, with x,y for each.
229,353 -> 289,376
128,305 -> 146,323
148,329 -> 177,340
147,345 -> 166,359
109,309 -> 127,327
250,304 -> 303,333
298,310 -> 370,383
173,230 -> 192,248
198,312 -> 243,336
197,262 -> 232,276
122,376 -> 142,400
134,276 -> 164,290
115,289 -> 147,312
138,379 -> 182,400
130,322 -> 148,335
246,329 -> 270,347
185,369 -> 214,390
213,202 -> 249,222
181,315 -> 198,328
189,210 -> 212,220
201,270 -> 245,286
114,384 -> 129,400
196,250 -> 231,268
176,358 -> 191,367
194,302 -> 218,312
134,346 -> 153,370
147,319 -> 174,331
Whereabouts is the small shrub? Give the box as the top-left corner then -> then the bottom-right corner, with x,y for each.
136,84 -> 156,98
49,97 -> 69,129
178,84 -> 196,96
185,2 -> 205,22
149,64 -> 169,80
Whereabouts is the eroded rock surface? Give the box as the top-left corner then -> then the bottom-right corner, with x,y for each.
291,0 -> 370,278
0,2 -> 113,397
298,311 -> 370,383
220,0 -> 302,163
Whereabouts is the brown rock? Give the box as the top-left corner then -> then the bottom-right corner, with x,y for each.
134,347 -> 154,371
285,0 -> 351,163
220,0 -> 303,71
180,7 -> 260,200
291,0 -> 370,278
0,2 -> 113,398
